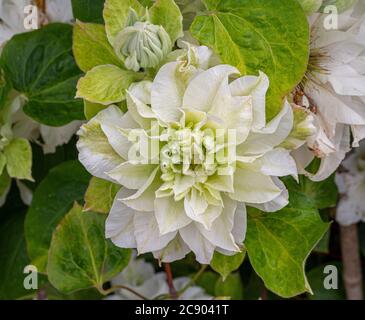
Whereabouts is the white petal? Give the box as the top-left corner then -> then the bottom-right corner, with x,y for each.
231,168 -> 282,203
179,223 -> 215,264
154,197 -> 191,235
99,106 -> 138,160
247,148 -> 298,178
247,177 -> 289,212
120,174 -> 161,212
232,203 -> 247,244
183,65 -> 239,113
106,162 -> 158,189
16,180 -> 33,206
230,71 -> 269,130
106,190 -> 137,248
40,121 -> 81,154
126,91 -> 156,129
236,101 -> 293,155
151,62 -> 184,123
153,234 -> 190,263
77,112 -> 123,182
129,80 -> 152,105
134,211 -> 177,254
196,195 -> 240,252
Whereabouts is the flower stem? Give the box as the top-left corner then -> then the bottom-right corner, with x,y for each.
340,224 -> 363,300
164,263 -> 178,300
98,285 -> 148,300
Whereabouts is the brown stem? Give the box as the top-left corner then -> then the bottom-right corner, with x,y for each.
35,0 -> 46,13
164,263 -> 178,300
340,224 -> 363,300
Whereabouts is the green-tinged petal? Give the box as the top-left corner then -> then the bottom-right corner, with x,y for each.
173,174 -> 195,199
76,65 -> 140,105
3,138 -> 32,181
106,162 -> 158,190
154,197 -> 191,235
184,189 -> 222,230
151,62 -> 184,123
183,65 -> 239,113
230,168 -> 282,204
205,173 -> 234,193
134,211 -> 177,254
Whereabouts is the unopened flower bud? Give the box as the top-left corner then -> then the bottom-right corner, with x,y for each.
114,9 -> 172,72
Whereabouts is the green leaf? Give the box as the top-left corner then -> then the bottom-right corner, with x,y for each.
210,250 -> 246,281
4,138 -> 33,181
0,211 -> 34,299
314,229 -> 330,254
84,100 -> 108,120
103,0 -> 145,45
71,0 -> 105,23
190,0 -> 310,119
298,0 -> 323,14
149,0 -> 184,43
25,161 -> 90,272
245,191 -> 330,298
48,203 -> 131,293
283,175 -> 338,210
0,23 -> 84,126
84,177 -> 121,214
0,69 -> 11,112
76,65 -> 140,105
214,273 -> 244,299
73,21 -> 123,73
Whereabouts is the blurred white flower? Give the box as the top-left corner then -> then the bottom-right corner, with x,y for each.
12,105 -> 82,154
294,2 -> 365,181
335,140 -> 365,225
0,0 -> 73,46
77,45 -> 298,264
106,254 -> 211,300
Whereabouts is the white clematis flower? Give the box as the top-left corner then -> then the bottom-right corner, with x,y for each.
0,0 -> 73,47
295,2 -> 365,181
335,140 -> 365,226
106,253 -> 211,300
77,53 -> 297,264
